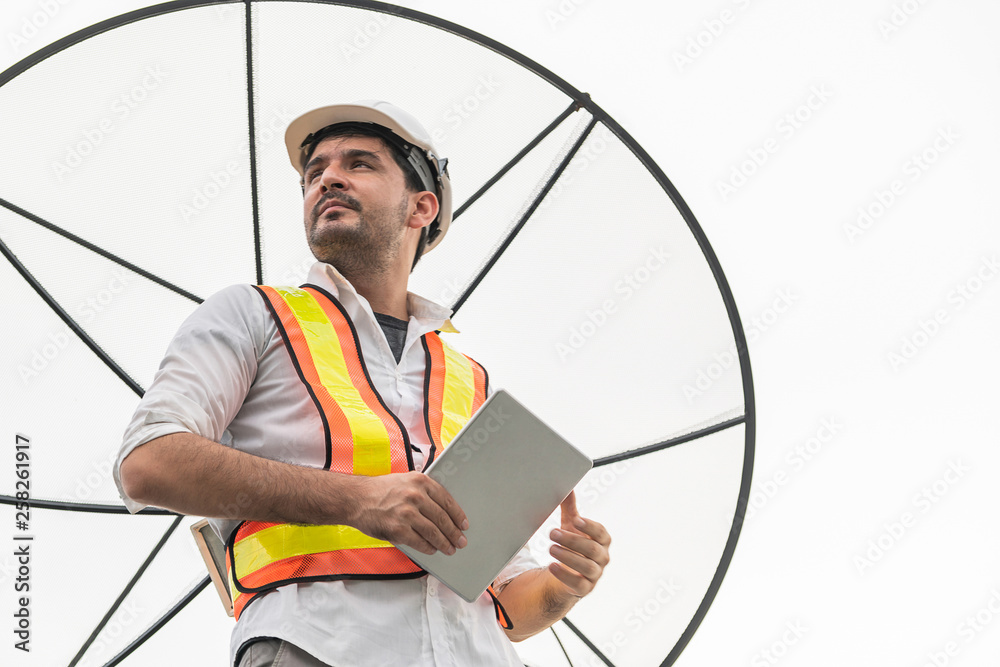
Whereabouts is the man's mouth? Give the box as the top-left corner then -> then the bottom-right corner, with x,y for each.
321,199 -> 355,215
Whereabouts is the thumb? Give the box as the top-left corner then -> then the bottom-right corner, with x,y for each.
560,490 -> 581,532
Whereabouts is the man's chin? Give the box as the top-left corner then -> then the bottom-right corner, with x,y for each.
307,235 -> 363,268
312,216 -> 360,243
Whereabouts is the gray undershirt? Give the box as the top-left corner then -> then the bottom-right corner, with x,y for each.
373,312 -> 408,364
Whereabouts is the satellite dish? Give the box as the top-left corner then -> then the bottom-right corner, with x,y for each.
0,2 -> 753,665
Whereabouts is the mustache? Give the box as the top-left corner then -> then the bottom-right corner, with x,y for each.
312,192 -> 362,219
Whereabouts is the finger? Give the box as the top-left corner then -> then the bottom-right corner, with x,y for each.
550,529 -> 609,566
414,487 -> 468,553
411,513 -> 460,555
402,528 -> 440,556
417,505 -> 467,553
569,516 -> 611,548
550,543 -> 603,582
424,477 -> 470,533
547,561 -> 593,597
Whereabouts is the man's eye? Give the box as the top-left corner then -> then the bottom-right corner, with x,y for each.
352,161 -> 372,169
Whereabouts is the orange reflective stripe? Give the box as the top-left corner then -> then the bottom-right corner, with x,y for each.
306,286 -> 410,475
469,357 -> 488,414
423,333 -> 447,451
423,332 -> 488,453
487,584 -> 513,630
234,593 -> 247,619
238,546 -> 418,591
257,286 -> 355,474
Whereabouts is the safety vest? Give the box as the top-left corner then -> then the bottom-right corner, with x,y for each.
225,284 -> 510,628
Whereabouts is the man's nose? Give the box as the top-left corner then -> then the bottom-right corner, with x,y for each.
320,166 -> 348,191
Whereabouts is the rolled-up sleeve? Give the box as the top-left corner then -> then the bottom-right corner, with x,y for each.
113,284 -> 264,513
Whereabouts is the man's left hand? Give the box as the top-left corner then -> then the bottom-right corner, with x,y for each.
547,491 -> 611,599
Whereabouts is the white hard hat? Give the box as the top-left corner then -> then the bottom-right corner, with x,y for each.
285,100 -> 452,254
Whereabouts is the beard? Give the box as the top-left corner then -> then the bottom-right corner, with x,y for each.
306,191 -> 410,279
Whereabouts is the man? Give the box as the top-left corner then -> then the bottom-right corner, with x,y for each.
114,101 -> 610,667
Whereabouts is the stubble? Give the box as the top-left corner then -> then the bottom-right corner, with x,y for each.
307,191 -> 410,280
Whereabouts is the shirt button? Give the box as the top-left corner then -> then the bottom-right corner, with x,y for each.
428,584 -> 437,597
395,371 -> 403,382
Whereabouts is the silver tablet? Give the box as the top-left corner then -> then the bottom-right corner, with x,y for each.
397,389 -> 593,602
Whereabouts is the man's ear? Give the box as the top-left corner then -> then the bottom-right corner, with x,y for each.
407,190 -> 439,230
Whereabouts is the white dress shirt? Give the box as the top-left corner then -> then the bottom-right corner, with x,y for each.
113,262 -> 537,667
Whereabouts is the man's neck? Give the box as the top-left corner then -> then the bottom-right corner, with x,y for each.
342,267 -> 410,321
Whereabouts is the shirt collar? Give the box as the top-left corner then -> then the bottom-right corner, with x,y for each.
305,261 -> 460,333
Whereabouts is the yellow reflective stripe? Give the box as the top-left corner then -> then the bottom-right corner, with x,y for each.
439,341 -> 475,446
234,524 -> 394,576
276,287 -> 391,476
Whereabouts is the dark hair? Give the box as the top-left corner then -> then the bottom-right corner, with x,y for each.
300,125 -> 424,193
301,125 -> 430,270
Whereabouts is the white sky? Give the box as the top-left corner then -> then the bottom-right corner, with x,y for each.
1,1 -> 998,666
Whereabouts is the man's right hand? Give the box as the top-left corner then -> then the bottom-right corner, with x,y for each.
348,472 -> 469,556
121,433 -> 468,556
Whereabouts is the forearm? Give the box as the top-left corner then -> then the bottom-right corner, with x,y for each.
498,567 -> 578,642
120,431 -> 469,555
499,493 -> 611,641
119,431 -> 361,524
